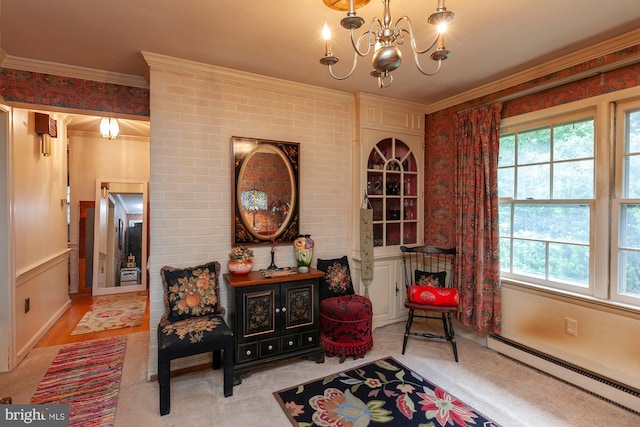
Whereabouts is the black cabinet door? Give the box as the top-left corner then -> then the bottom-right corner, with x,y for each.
282,281 -> 316,331
238,285 -> 277,343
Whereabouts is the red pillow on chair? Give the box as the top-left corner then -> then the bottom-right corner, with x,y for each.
408,285 -> 459,306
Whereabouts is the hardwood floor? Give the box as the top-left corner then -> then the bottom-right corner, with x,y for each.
36,292 -> 150,347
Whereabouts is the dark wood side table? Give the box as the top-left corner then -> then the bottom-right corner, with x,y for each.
223,267 -> 325,384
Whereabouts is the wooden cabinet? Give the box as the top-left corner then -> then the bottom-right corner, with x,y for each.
224,268 -> 324,384
353,257 -> 408,329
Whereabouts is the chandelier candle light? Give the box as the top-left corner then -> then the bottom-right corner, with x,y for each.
319,0 -> 454,88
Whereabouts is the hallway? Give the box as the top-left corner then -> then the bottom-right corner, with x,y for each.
36,292 -> 150,348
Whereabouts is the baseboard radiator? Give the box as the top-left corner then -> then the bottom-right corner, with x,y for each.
487,334 -> 640,415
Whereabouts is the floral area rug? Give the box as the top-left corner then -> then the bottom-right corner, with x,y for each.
274,357 -> 500,427
70,292 -> 147,335
31,336 -> 126,426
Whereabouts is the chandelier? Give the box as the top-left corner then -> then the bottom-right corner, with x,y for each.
319,0 -> 454,88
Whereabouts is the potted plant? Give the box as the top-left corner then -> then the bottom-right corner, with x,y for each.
228,246 -> 254,276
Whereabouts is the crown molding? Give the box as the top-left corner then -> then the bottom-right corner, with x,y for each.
426,28 -> 640,113
0,55 -> 149,88
141,51 -> 354,104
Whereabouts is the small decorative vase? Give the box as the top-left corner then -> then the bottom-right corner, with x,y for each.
294,235 -> 314,273
227,259 -> 253,276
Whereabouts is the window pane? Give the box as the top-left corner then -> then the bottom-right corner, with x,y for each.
518,127 -> 550,165
498,167 -> 514,198
512,239 -> 546,279
619,250 -> 640,297
627,110 -> 640,153
549,243 -> 589,286
498,204 -> 512,237
499,134 -> 515,166
554,119 -> 594,161
623,154 -> 640,198
499,237 -> 511,271
513,204 -> 589,243
620,204 -> 640,248
517,164 -> 550,199
553,160 -> 594,199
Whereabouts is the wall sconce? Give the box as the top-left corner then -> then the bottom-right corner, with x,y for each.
101,182 -> 109,199
34,112 -> 57,157
99,117 -> 119,139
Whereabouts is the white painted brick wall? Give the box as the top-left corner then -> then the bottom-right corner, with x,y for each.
146,58 -> 355,378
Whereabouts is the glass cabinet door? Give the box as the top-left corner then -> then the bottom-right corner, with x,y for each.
366,138 -> 418,247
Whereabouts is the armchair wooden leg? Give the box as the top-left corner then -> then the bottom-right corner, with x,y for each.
212,349 -> 222,370
444,313 -> 459,362
402,309 -> 414,355
158,359 -> 171,416
223,347 -> 233,398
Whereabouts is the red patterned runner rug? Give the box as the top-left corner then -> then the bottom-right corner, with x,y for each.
31,336 -> 127,427
70,292 -> 147,335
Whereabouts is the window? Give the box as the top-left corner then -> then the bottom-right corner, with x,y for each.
499,113 -> 595,294
499,96 -> 640,308
612,101 -> 640,305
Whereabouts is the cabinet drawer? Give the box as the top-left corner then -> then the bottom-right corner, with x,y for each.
237,342 -> 259,363
260,338 -> 280,357
280,334 -> 300,352
301,330 -> 318,348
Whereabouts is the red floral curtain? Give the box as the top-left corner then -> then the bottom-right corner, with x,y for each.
454,104 -> 502,333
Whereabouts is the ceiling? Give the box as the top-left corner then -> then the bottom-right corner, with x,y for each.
2,0 -> 640,111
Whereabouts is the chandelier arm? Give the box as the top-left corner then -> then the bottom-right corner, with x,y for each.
398,17 -> 439,55
350,27 -> 377,57
413,53 -> 443,76
326,51 -> 361,80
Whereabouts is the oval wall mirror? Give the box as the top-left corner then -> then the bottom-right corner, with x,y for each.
232,137 -> 299,245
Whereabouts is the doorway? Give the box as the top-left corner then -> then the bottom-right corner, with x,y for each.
78,201 -> 94,294
92,181 -> 148,296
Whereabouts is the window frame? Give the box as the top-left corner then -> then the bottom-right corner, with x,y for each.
496,90 -> 640,310
611,99 -> 640,306
499,108 -> 599,296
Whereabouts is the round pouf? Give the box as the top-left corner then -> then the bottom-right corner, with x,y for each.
319,294 -> 373,363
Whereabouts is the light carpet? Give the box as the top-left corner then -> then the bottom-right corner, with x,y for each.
3,323 -> 638,426
70,292 -> 147,335
30,336 -> 127,427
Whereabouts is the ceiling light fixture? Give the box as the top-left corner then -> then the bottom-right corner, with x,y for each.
99,117 -> 120,139
319,0 -> 454,88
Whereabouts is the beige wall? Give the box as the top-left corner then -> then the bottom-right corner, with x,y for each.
12,108 -> 69,363
500,284 -> 640,388
68,131 -> 150,293
144,54 -> 355,377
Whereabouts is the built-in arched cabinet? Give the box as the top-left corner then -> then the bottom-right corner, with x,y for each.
366,137 -> 419,248
352,94 -> 426,329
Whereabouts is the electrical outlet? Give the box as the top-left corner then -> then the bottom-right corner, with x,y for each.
24,298 -> 30,313
565,317 -> 578,337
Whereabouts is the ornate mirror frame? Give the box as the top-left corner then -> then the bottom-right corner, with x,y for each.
232,136 -> 300,245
